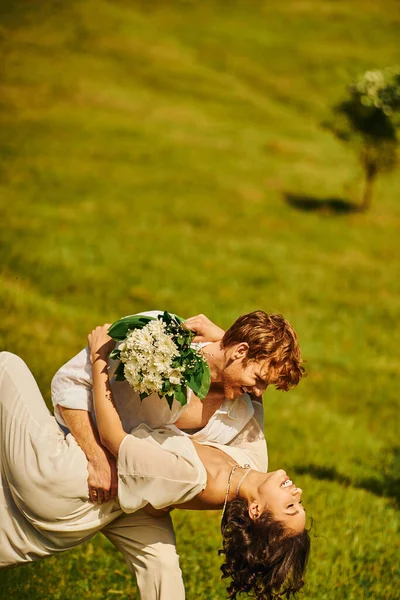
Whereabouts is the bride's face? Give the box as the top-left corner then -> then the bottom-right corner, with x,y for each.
251,469 -> 306,534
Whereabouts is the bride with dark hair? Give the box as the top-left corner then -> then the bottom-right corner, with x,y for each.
221,498 -> 309,599
0,326 -> 310,599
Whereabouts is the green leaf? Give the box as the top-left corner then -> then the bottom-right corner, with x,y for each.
161,311 -> 172,326
191,362 -> 211,400
174,385 -> 188,406
199,365 -> 211,399
108,315 -> 154,341
171,356 -> 183,369
165,393 -> 175,409
160,311 -> 185,325
162,379 -> 172,393
108,348 -> 120,361
114,361 -> 125,381
186,365 -> 201,393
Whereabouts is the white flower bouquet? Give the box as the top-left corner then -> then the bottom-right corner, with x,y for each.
108,311 -> 211,408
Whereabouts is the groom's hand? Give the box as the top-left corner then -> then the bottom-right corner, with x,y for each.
185,314 -> 225,343
59,407 -> 119,504
88,449 -> 118,504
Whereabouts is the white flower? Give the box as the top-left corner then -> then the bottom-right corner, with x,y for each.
118,319 -> 180,396
108,312 -> 210,406
169,369 -> 182,385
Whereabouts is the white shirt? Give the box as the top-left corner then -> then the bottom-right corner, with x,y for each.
51,311 -> 268,472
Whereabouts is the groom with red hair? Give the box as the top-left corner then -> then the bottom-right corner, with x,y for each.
52,310 -> 303,600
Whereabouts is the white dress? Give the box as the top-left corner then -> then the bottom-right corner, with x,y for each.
0,352 -> 206,567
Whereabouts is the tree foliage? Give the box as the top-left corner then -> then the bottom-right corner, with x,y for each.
325,67 -> 400,211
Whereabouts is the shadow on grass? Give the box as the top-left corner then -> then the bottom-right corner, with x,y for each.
284,193 -> 359,214
295,450 -> 400,508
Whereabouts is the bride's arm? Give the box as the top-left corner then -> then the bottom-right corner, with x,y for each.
145,442 -> 230,515
88,325 -> 126,456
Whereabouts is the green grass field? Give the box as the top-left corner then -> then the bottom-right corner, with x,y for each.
1,1 -> 400,598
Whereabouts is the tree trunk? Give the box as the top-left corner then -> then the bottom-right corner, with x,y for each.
360,163 -> 377,212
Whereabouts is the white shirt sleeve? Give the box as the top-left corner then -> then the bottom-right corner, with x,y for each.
51,347 -> 94,427
201,401 -> 268,472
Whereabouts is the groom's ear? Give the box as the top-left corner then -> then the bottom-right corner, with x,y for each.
231,342 -> 249,361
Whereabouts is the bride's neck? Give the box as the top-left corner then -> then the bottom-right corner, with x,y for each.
221,465 -> 266,505
232,470 -> 270,504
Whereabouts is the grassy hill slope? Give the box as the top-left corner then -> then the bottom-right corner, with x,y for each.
1,1 -> 399,598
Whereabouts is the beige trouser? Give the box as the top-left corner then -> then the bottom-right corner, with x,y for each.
0,352 -> 185,599
103,510 -> 185,599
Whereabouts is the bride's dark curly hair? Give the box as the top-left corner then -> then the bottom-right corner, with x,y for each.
219,498 -> 310,599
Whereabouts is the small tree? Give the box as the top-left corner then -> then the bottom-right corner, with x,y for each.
325,67 -> 400,211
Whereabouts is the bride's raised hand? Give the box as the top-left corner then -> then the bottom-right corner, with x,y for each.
88,324 -> 115,364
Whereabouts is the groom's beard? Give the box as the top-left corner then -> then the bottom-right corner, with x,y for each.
221,372 -> 244,401
217,356 -> 245,401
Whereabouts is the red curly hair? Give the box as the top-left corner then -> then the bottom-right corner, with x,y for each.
222,311 -> 304,391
